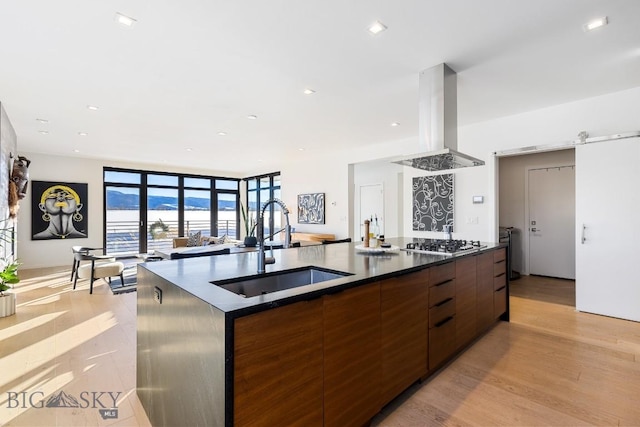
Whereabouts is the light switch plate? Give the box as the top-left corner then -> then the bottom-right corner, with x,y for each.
472,196 -> 484,204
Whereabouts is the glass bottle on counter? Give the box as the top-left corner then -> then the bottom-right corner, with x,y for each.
374,214 -> 384,243
368,215 -> 381,247
373,215 -> 381,239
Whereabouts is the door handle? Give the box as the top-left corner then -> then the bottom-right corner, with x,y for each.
531,228 -> 540,232
581,224 -> 586,244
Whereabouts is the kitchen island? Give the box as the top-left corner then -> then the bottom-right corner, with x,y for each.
137,238 -> 508,427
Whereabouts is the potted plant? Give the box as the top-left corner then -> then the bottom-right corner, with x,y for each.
0,258 -> 19,318
240,202 -> 257,247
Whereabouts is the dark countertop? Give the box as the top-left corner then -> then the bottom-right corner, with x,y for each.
153,240 -> 319,259
139,237 -> 505,317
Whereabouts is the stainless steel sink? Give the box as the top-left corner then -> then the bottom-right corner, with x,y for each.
212,266 -> 353,298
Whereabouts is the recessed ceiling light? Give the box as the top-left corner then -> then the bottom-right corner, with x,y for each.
186,148 -> 193,152
38,130 -> 49,135
391,122 -> 400,127
583,16 -> 608,32
87,105 -> 99,111
217,131 -> 227,136
298,148 -> 306,152
36,118 -> 49,124
115,12 -> 137,27
73,149 -> 80,153
303,88 -> 316,95
368,21 -> 387,35
78,132 -> 88,136
247,115 -> 257,120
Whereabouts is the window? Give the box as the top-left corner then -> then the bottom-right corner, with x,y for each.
244,172 -> 281,242
104,168 -> 239,256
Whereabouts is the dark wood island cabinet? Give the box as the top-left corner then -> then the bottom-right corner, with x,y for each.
476,251 -> 495,331
381,269 -> 429,406
428,261 -> 457,371
233,299 -> 324,427
324,283 -> 382,426
137,239 -> 508,427
455,255 -> 477,349
494,247 -> 508,318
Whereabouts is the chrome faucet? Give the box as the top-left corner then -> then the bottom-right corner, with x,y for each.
257,198 -> 291,274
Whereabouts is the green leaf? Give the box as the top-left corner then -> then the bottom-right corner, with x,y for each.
0,259 -> 20,292
240,202 -> 256,237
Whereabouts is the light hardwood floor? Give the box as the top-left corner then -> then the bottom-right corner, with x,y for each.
0,265 -> 151,427
373,275 -> 640,426
2,270 -> 639,426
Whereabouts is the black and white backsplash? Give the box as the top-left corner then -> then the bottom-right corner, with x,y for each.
412,174 -> 454,232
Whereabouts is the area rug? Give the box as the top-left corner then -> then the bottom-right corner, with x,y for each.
109,265 -> 137,294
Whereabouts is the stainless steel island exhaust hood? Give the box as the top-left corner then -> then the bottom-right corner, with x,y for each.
392,63 -> 485,172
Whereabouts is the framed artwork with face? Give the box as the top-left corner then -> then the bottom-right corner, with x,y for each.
31,181 -> 88,240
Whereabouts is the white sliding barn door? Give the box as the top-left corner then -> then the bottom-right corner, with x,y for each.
575,137 -> 640,322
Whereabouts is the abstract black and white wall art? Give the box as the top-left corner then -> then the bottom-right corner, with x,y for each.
297,193 -> 325,224
412,174 -> 454,231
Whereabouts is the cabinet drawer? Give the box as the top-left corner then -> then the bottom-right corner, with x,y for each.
428,315 -> 456,370
430,262 -> 455,286
429,279 -> 455,308
429,297 -> 456,329
494,260 -> 506,277
493,273 -> 506,291
494,248 -> 506,263
494,286 -> 507,318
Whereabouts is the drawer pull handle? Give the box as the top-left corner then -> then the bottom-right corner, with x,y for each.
435,316 -> 454,327
435,297 -> 453,307
434,279 -> 453,287
495,259 -> 505,264
495,272 -> 505,278
495,285 -> 506,292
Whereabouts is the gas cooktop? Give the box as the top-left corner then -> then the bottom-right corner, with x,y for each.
401,239 -> 487,256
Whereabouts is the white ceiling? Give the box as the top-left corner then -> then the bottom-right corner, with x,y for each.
1,0 -> 639,176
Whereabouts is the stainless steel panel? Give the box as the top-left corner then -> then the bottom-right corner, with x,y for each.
419,63 -> 457,153
137,267 -> 227,427
390,63 -> 485,171
213,266 -> 352,298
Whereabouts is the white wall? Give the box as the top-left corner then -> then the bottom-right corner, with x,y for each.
498,149 -> 576,273
18,85 -> 640,269
452,85 -> 640,243
460,86 -> 640,158
401,165 -> 491,241
279,135 -> 419,240
365,85 -> 640,244
17,152 -> 240,269
352,160 -> 404,241
279,157 -> 350,239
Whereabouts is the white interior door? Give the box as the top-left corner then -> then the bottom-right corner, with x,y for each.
359,184 -> 384,240
576,137 -> 640,322
528,166 -> 575,279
